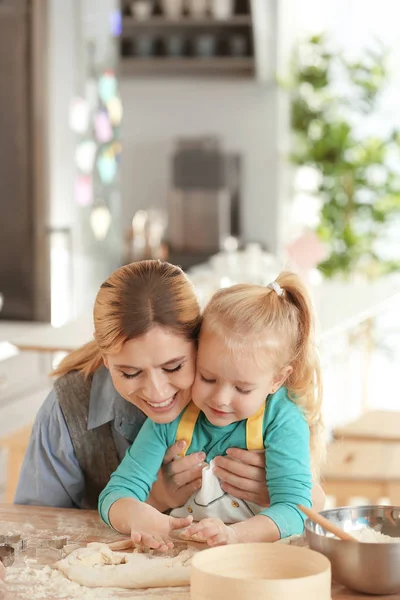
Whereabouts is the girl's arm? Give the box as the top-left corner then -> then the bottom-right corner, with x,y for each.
185,514 -> 280,545
98,418 -> 171,525
185,397 -> 312,545
99,418 -> 193,550
259,397 -> 312,538
108,498 -> 192,551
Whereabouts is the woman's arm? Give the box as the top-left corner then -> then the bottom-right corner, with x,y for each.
14,389 -> 85,508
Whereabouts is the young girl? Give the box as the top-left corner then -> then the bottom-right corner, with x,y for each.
99,272 -> 324,548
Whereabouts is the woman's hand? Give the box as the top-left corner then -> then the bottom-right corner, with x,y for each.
149,443 -> 325,513
148,441 -> 205,512
184,518 -> 238,547
213,449 -> 326,511
131,509 -> 193,553
213,448 -> 270,506
150,445 -> 269,511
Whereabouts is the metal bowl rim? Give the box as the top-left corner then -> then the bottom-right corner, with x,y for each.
305,504 -> 400,546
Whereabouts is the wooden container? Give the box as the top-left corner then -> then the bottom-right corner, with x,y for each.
191,543 -> 331,600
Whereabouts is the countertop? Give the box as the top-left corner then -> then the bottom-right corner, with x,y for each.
1,277 -> 399,353
0,314 -> 94,353
0,504 -> 397,600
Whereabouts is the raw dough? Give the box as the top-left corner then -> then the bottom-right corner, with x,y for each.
55,542 -> 197,589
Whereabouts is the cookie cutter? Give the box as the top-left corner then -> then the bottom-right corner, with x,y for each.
34,536 -> 68,550
0,534 -> 23,552
0,544 -> 15,567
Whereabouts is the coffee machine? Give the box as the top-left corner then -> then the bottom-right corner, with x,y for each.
167,137 -> 241,266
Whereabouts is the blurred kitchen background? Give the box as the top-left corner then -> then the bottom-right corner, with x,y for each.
0,0 -> 400,507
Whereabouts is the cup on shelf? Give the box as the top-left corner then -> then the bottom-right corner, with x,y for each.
228,34 -> 247,56
210,0 -> 234,20
121,38 -> 134,56
134,34 -> 156,57
187,0 -> 210,18
165,34 -> 186,56
161,0 -> 185,19
194,33 -> 216,57
130,0 -> 154,21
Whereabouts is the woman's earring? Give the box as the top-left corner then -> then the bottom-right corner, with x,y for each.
271,388 -> 275,394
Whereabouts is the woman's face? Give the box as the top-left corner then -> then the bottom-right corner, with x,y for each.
104,326 -> 196,424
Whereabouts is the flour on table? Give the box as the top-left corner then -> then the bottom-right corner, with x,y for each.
5,561 -> 190,599
55,543 -> 197,589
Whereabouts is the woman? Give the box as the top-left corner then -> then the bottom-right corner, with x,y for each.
15,260 -> 278,512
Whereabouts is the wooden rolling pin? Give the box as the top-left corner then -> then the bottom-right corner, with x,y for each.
298,504 -> 357,542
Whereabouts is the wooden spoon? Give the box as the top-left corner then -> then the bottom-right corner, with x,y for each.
107,534 -> 204,552
107,538 -> 134,551
298,504 -> 357,542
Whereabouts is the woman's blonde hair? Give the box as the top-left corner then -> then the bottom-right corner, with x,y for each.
53,260 -> 202,379
202,271 -> 324,478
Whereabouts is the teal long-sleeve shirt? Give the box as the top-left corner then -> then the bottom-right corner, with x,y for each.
98,387 -> 312,538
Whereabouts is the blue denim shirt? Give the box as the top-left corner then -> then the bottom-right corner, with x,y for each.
14,367 -> 146,508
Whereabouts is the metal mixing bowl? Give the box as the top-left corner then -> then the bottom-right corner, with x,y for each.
305,505 -> 400,595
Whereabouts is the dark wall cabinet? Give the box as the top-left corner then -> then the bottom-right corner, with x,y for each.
0,0 -> 50,321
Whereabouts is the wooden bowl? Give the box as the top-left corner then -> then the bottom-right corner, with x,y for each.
191,543 -> 331,600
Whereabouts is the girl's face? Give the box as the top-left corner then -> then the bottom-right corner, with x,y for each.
192,329 -> 290,426
104,326 -> 196,424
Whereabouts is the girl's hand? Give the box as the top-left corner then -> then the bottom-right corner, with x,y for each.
184,518 -> 238,547
131,513 -> 193,553
213,448 -> 270,506
148,441 -> 205,511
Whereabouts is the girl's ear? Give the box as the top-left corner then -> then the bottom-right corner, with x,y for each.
273,365 -> 293,390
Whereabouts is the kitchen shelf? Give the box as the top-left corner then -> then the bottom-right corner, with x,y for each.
119,0 -> 258,79
122,15 -> 252,29
119,57 -> 254,77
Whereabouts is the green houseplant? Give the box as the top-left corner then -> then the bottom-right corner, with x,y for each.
289,34 -> 400,279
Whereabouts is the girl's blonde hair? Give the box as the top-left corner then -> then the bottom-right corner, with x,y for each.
202,271 -> 324,478
52,260 -> 202,379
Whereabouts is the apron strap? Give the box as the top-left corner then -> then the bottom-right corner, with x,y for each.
246,402 -> 266,450
176,402 -> 201,457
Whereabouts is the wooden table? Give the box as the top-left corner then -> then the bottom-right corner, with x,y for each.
323,411 -> 400,507
0,504 -> 189,599
334,411 -> 400,443
0,426 -> 32,503
0,504 -> 398,600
